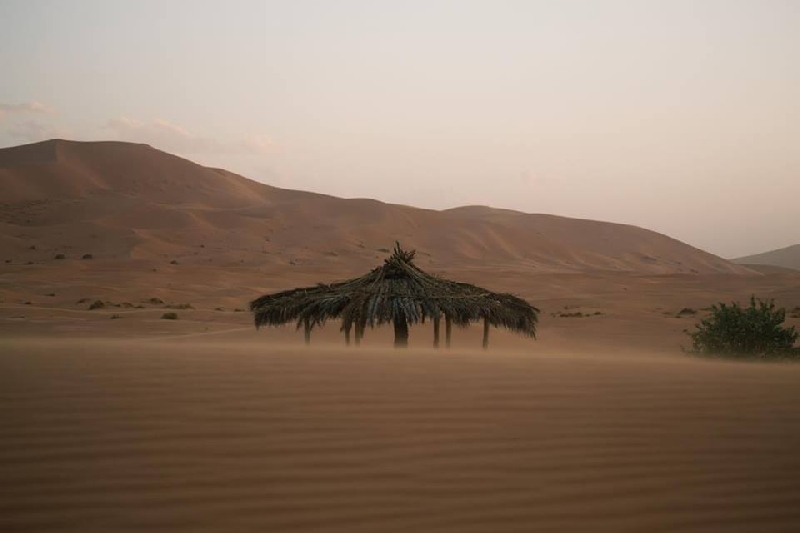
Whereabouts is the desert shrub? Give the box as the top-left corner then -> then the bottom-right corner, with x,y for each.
214,307 -> 224,311
676,307 -> 696,317
685,297 -> 799,359
82,253 -> 93,259
234,308 -> 245,312
76,297 -> 91,304
54,253 -> 66,260
46,292 -> 55,297
89,300 -> 105,310
110,314 -> 122,319
559,312 -> 584,318
165,303 -> 193,309
148,297 -> 164,305
161,312 -> 178,320
170,260 -> 179,265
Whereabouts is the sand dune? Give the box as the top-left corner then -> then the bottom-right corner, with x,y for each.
2,337 -> 800,532
1,139 -> 749,274
734,244 -> 800,271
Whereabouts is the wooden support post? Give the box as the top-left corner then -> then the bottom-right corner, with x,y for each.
433,316 -> 441,349
482,317 -> 489,350
344,322 -> 352,346
394,317 -> 409,348
355,323 -> 363,346
445,315 -> 452,348
303,318 -> 311,345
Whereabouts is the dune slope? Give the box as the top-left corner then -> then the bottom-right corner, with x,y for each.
0,139 -> 749,274
734,244 -> 800,271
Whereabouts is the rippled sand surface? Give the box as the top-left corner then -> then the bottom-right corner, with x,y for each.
3,338 -> 800,532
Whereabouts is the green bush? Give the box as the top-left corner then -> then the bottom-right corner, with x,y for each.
685,296 -> 799,359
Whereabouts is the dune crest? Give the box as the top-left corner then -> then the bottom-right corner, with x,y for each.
0,139 -> 750,274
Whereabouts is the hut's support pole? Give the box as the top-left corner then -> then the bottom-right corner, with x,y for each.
394,317 -> 409,348
445,315 -> 452,348
344,322 -> 352,346
433,317 -> 441,349
303,318 -> 311,345
355,323 -> 363,346
482,317 -> 489,350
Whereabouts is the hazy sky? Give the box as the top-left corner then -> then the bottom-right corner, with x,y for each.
1,0 -> 798,258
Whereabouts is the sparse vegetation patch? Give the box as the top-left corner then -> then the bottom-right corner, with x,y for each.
89,300 -> 105,310
165,303 -> 193,309
161,312 -> 178,320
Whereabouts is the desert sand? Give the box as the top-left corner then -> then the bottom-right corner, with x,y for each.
3,257 -> 800,533
2,139 -> 800,531
3,332 -> 800,532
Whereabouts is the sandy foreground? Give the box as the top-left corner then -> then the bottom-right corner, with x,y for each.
3,330 -> 800,532
2,261 -> 800,532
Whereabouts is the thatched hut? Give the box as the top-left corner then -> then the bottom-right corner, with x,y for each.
249,243 -> 539,348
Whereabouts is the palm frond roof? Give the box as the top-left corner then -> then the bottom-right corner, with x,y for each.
250,243 -> 539,337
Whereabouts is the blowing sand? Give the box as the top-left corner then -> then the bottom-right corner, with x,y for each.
3,334 -> 800,532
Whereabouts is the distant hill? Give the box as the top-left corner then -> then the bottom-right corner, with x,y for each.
0,139 -> 752,274
733,244 -> 800,271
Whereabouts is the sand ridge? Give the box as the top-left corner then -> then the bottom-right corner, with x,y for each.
2,338 -> 800,532
1,139 -> 752,274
